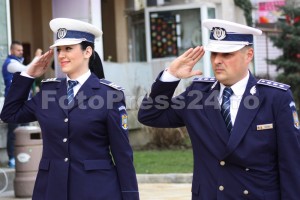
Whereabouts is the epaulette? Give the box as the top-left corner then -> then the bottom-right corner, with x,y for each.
99,79 -> 124,91
193,77 -> 216,83
41,78 -> 61,83
257,79 -> 290,91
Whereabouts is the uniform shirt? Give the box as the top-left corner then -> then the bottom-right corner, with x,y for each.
218,72 -> 249,125
160,70 -> 250,125
66,70 -> 91,96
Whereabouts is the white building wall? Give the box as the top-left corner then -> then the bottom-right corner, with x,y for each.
255,32 -> 282,79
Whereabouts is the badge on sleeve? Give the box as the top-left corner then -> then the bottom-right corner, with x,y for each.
121,114 -> 128,130
290,101 -> 299,129
118,105 -> 126,111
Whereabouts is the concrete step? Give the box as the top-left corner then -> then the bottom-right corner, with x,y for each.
0,190 -> 31,200
137,173 -> 192,183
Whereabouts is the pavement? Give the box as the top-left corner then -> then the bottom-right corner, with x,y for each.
139,183 -> 191,200
0,168 -> 192,200
0,184 -> 192,200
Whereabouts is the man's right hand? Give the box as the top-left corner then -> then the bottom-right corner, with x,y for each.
167,46 -> 205,79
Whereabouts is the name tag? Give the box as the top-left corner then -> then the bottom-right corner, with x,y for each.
257,123 -> 273,130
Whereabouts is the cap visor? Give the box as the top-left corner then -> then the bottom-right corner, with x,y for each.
49,38 -> 85,49
204,43 -> 245,53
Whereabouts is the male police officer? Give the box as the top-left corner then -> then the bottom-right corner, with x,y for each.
138,19 -> 300,199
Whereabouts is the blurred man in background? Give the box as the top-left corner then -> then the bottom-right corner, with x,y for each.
1,41 -> 42,168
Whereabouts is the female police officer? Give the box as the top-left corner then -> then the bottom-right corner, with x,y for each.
0,18 -> 139,200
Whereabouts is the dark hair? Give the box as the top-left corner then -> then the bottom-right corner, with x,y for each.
80,41 -> 105,79
10,41 -> 23,50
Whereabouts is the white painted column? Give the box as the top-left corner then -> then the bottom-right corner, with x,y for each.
6,0 -> 11,51
51,0 -> 103,77
90,0 -> 103,59
201,5 -> 212,77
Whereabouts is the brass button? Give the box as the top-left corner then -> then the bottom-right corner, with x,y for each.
243,190 -> 249,195
220,161 -> 225,166
64,118 -> 68,122
219,185 -> 224,191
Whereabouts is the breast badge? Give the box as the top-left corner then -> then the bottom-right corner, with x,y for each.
257,123 -> 273,130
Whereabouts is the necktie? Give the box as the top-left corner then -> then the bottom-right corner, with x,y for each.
221,87 -> 234,133
67,80 -> 78,105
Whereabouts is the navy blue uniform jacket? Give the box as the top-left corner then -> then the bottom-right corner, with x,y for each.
138,72 -> 300,200
0,73 -> 139,200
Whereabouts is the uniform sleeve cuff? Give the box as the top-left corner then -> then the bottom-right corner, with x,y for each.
20,71 -> 35,79
160,69 -> 180,82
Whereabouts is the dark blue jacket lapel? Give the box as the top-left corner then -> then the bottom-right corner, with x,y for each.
55,79 -> 68,116
203,82 -> 230,145
69,73 -> 101,112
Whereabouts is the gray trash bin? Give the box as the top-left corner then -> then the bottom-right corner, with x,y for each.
14,126 -> 42,198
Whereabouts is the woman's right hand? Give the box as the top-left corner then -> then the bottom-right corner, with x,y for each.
26,50 -> 54,78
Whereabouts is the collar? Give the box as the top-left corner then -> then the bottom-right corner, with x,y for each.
66,70 -> 91,86
219,71 -> 249,99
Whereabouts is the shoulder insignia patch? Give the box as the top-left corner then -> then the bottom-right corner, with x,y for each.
99,79 -> 124,91
121,113 -> 128,130
193,77 -> 216,83
41,78 -> 61,83
257,79 -> 290,91
289,101 -> 299,129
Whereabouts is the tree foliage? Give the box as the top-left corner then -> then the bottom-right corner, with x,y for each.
234,0 -> 253,26
269,5 -> 300,109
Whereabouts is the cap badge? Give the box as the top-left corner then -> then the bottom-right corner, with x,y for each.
212,27 -> 226,40
57,28 -> 67,39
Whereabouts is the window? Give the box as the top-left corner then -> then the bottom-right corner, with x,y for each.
129,11 -> 147,62
0,0 -> 11,97
145,5 -> 215,63
148,8 -> 202,60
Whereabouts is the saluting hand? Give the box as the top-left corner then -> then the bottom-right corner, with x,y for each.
167,46 -> 204,79
26,50 -> 54,78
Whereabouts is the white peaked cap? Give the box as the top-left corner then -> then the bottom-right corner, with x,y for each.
49,18 -> 103,49
202,19 -> 262,53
